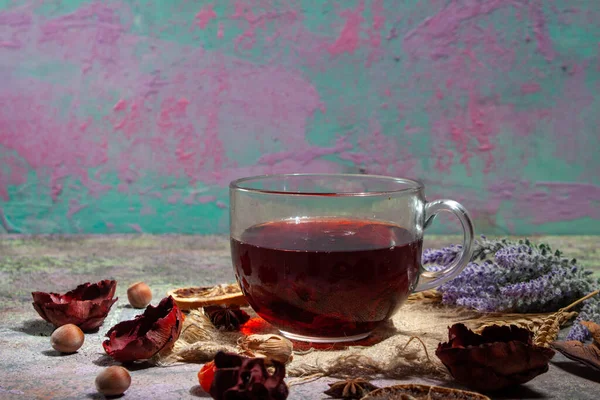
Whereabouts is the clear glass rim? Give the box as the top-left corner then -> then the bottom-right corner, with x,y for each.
229,173 -> 424,197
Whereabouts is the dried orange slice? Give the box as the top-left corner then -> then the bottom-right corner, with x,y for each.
167,283 -> 248,311
361,384 -> 490,400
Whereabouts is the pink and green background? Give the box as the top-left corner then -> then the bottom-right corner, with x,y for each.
0,0 -> 598,235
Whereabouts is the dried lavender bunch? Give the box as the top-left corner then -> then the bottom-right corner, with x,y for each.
424,236 -> 600,341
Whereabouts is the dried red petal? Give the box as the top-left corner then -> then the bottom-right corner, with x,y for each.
32,280 -> 117,332
551,340 -> 600,372
198,361 -> 216,393
209,352 -> 288,400
436,323 -> 555,392
103,296 -> 183,362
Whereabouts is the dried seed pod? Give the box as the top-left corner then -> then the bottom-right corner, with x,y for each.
324,378 -> 378,399
50,324 -> 84,353
204,305 -> 250,331
237,334 -> 294,365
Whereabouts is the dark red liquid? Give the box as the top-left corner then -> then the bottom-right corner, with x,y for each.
231,218 -> 422,339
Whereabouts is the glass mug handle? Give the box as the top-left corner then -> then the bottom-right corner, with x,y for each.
414,199 -> 475,292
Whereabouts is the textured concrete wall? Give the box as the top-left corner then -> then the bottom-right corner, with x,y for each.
0,0 -> 599,235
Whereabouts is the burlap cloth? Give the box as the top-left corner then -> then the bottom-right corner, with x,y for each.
156,295 -> 487,381
284,297 -> 482,380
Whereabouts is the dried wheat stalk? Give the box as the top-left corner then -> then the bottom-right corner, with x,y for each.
534,290 -> 600,347
471,311 -> 577,334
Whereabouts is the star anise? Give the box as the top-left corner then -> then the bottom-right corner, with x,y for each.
324,378 -> 379,399
204,305 -> 250,330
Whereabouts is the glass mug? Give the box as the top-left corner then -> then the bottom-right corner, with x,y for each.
229,174 -> 474,343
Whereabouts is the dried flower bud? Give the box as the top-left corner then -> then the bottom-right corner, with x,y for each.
238,334 -> 294,365
50,324 -> 84,353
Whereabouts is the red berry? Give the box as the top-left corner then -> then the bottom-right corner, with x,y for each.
198,361 -> 216,393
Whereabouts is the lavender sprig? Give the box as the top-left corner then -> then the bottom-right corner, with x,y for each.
422,245 -> 461,267
424,236 -> 600,341
567,297 -> 600,341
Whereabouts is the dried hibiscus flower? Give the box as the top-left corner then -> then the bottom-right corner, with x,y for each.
204,305 -> 250,330
32,280 -> 117,332
103,296 -> 183,362
436,323 -> 555,392
552,320 -> 600,372
209,351 -> 288,400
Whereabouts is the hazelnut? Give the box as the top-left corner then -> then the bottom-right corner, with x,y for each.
127,282 -> 152,308
95,366 -> 131,396
50,324 -> 84,353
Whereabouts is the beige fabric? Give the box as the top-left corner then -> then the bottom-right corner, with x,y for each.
286,300 -> 480,380
156,299 -> 483,380
154,288 -> 586,382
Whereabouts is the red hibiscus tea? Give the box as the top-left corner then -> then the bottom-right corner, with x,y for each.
230,174 -> 474,342
230,217 -> 422,340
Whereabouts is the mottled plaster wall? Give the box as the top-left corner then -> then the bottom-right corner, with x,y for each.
0,0 -> 599,234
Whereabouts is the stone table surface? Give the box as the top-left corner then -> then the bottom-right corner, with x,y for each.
0,235 -> 599,400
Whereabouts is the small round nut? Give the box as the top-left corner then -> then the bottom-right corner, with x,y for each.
50,324 -> 84,353
95,366 -> 131,396
127,282 -> 152,308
